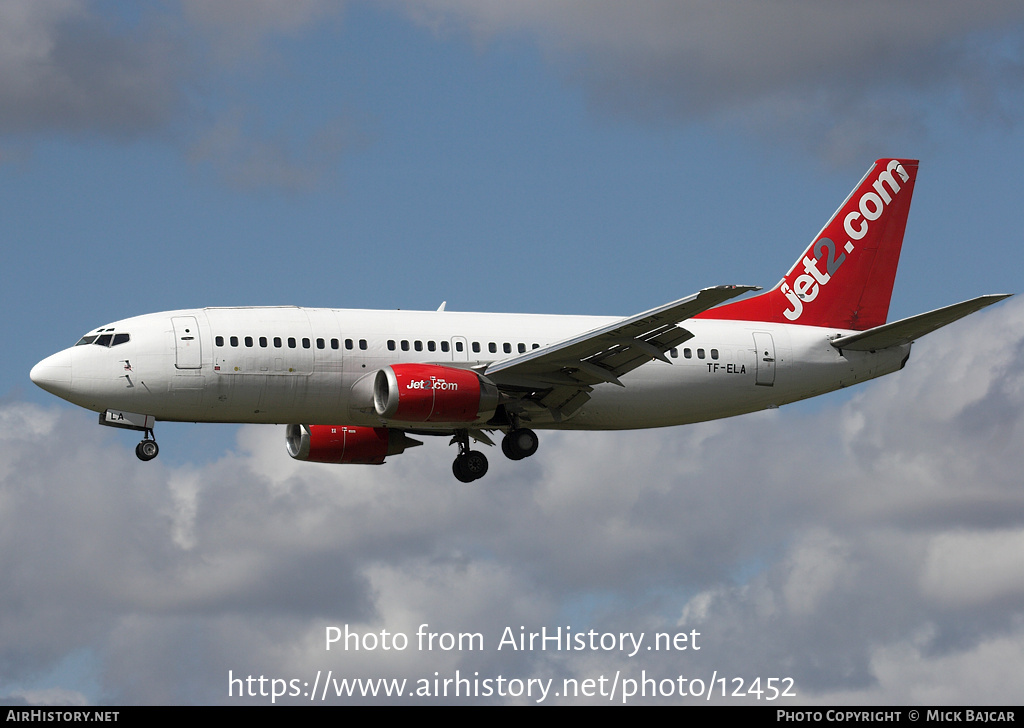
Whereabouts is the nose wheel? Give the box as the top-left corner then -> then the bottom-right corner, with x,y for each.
135,431 -> 159,461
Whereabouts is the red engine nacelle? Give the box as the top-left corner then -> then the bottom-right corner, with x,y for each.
285,424 -> 421,464
370,364 -> 499,424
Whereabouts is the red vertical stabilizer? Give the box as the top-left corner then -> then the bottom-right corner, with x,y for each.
699,158 -> 918,330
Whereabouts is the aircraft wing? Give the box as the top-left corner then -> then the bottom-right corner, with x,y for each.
830,294 -> 1011,352
482,285 -> 759,417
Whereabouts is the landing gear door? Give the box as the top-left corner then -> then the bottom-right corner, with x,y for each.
172,316 -> 202,369
753,332 -> 776,387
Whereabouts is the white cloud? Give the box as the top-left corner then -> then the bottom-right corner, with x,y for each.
921,530 -> 1024,608
181,0 -> 345,65
0,1 -> 356,191
4,1 -> 1021,179
186,107 -> 368,192
814,630 -> 1024,705
0,1 -> 350,139
0,0 -> 186,136
401,0 -> 1024,162
780,530 -> 853,617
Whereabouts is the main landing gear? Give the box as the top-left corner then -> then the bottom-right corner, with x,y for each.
501,427 -> 539,461
135,429 -> 159,462
451,430 -> 488,483
450,427 -> 539,482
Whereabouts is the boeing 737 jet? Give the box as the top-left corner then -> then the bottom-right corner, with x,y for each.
30,159 -> 1009,481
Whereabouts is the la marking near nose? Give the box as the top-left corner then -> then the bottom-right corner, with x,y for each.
30,349 -> 73,398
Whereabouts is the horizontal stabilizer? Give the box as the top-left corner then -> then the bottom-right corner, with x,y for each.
831,294 -> 1011,351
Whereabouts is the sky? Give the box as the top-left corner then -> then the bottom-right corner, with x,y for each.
2,0 -> 1024,706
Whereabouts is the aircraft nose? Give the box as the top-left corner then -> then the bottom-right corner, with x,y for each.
30,350 -> 73,397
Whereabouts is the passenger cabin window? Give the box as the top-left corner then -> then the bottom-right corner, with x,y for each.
259,337 -> 268,347
215,336 -> 224,347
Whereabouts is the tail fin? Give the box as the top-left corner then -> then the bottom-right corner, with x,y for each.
700,158 -> 919,330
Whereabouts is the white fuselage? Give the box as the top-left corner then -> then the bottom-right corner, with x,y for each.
32,306 -> 911,431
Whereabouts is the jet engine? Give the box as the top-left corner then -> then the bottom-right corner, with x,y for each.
285,424 -> 421,464
359,364 -> 499,424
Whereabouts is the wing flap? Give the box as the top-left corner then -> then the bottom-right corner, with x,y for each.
831,294 -> 1011,351
537,387 -> 593,419
483,285 -> 758,417
485,285 -> 758,388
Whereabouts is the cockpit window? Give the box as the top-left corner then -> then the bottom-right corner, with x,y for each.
75,333 -> 131,348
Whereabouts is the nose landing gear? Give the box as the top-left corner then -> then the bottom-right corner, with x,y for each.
135,430 -> 159,461
98,410 -> 160,462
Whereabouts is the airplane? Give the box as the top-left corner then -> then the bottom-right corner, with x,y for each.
30,159 -> 1010,482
